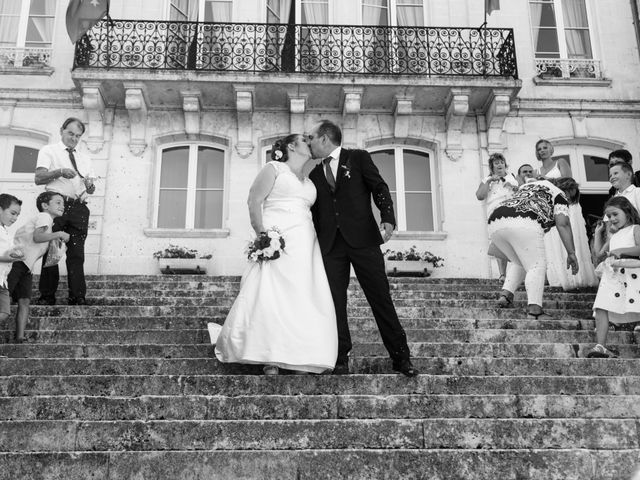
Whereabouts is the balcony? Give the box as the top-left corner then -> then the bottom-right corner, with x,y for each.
73,19 -> 517,78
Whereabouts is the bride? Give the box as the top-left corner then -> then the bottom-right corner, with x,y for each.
215,134 -> 338,374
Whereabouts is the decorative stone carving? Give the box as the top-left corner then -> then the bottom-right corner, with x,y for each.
81,83 -> 105,153
123,83 -> 148,156
342,87 -> 363,147
288,93 -> 306,134
0,100 -> 16,128
393,95 -> 413,139
181,90 -> 201,139
484,88 -> 511,153
234,85 -> 254,158
444,88 -> 470,161
569,110 -> 589,138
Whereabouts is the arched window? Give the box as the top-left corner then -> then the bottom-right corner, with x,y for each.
370,146 -> 436,232
154,143 -> 226,229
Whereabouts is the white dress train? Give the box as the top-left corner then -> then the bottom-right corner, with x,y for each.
215,161 -> 338,373
538,164 -> 598,290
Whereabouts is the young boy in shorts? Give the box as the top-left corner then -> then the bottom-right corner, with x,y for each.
9,191 -> 69,342
0,194 -> 27,345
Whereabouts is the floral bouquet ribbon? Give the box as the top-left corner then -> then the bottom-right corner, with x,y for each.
247,228 -> 285,263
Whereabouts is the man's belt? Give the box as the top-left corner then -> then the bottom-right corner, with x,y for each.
60,195 -> 85,205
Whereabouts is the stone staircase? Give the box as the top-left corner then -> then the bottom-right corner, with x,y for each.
1,275 -> 639,479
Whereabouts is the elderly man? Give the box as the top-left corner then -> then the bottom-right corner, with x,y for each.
34,117 -> 95,305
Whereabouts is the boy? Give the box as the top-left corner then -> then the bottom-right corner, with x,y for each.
9,191 -> 69,342
0,194 -> 26,339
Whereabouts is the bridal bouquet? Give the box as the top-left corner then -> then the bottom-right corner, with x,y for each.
247,228 -> 286,263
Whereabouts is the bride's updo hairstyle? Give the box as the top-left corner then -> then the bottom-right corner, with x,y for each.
270,134 -> 298,163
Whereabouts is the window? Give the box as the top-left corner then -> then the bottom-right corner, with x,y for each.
155,144 -> 225,229
370,147 -> 435,231
11,145 -> 38,173
0,0 -> 55,68
552,143 -> 613,236
529,0 -> 599,79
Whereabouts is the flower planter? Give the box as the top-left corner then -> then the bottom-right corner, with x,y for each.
385,260 -> 431,277
157,258 -> 208,275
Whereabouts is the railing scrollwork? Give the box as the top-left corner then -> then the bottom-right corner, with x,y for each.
74,19 -> 518,78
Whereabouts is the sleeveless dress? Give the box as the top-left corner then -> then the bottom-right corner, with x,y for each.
537,163 -> 598,290
215,161 -> 338,373
593,225 -> 640,324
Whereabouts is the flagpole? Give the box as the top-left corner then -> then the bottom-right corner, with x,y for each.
106,0 -> 111,68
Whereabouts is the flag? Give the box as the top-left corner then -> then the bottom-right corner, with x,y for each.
66,0 -> 109,43
485,0 -> 500,16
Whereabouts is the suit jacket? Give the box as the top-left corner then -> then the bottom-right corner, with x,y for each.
310,148 -> 396,254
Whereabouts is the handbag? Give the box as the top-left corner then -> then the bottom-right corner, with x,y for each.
43,239 -> 66,268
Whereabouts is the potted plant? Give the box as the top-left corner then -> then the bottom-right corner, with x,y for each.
383,245 -> 444,277
153,244 -> 213,274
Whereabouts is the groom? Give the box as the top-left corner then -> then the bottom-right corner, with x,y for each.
306,120 -> 418,377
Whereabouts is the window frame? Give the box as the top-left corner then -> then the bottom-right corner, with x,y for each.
166,0 -> 235,22
369,144 -> 438,233
552,143 -> 612,194
0,0 -> 57,49
0,137 -> 45,181
152,141 -> 229,230
528,0 -> 596,60
358,0 -> 426,27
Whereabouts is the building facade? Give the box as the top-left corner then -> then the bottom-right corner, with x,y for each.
0,0 -> 639,277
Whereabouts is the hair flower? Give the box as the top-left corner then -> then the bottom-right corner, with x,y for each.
274,149 -> 283,160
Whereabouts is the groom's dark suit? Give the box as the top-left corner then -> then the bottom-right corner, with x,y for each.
310,147 -> 411,367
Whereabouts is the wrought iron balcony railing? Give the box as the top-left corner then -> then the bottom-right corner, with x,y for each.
535,58 -> 602,80
74,19 -> 518,78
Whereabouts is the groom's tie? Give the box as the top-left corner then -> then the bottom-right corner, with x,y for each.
323,157 -> 336,192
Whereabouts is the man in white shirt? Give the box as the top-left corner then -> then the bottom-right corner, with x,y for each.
34,117 -> 96,306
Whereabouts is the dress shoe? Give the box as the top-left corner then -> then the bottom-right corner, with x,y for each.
36,297 -> 55,306
332,362 -> 349,375
68,297 -> 87,306
393,360 -> 419,377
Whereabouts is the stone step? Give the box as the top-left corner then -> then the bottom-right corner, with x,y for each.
1,328 -> 631,345
63,288 -> 597,302
0,418 -> 635,452
1,357 -> 639,376
10,316 -> 599,332
1,374 -> 634,396
0,449 -> 634,480
15,296 -> 596,310
2,342 -> 637,359
13,305 -> 596,319
1,394 -> 638,421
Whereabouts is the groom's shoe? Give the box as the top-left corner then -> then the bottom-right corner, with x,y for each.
393,360 -> 419,378
332,361 -> 349,375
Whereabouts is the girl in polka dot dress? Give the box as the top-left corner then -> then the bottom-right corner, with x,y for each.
589,196 -> 640,358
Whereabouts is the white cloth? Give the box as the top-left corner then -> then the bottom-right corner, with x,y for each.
488,217 -> 547,306
215,161 -> 338,373
615,184 -> 640,213
483,173 -> 519,217
13,212 -> 53,272
593,225 -> 640,324
537,164 -> 598,290
36,142 -> 95,200
0,226 -> 13,288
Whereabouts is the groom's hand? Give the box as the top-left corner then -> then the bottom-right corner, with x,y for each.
381,222 -> 394,243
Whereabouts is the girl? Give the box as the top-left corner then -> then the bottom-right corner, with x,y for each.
589,196 -> 640,358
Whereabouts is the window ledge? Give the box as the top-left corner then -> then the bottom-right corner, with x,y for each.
143,228 -> 230,238
392,231 -> 448,241
0,67 -> 54,76
533,76 -> 611,87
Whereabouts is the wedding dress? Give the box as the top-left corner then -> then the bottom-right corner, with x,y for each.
215,161 -> 338,373
538,163 -> 598,290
